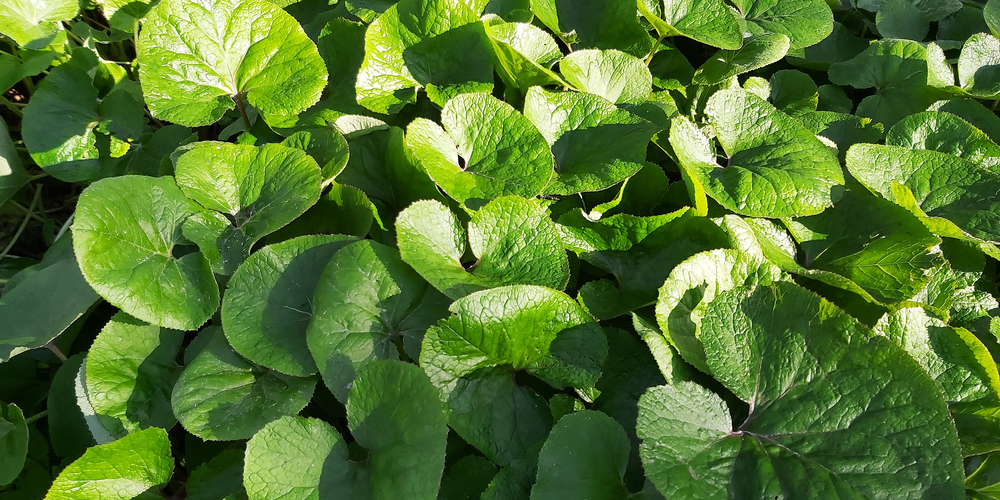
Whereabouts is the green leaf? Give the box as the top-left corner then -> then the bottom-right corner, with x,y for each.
655,248 -> 784,374
847,143 -> 1000,246
929,98 -> 1000,146
307,239 -> 449,400
444,367 -> 553,467
485,20 -> 566,94
72,175 -> 219,331
958,33 -> 1000,99
794,111 -> 884,160
171,328 -> 316,441
637,0 -> 742,50
185,449 -> 246,500
857,0 -> 961,21
98,0 -> 156,31
557,208 -> 730,291
874,307 -> 1000,405
523,87 -> 656,195
0,254 -> 100,362
244,361 -> 448,500
47,354 -> 96,461
175,142 -> 322,274
222,235 -> 357,378
22,56 -> 144,182
337,126 -> 441,216
966,452 -> 1000,498
280,127 -> 350,185
0,0 -> 77,48
988,0 -> 1000,38
530,411 -> 631,499
44,427 -> 173,500
671,89 -> 844,218
0,120 -> 29,208
829,39 -> 949,128
0,402 -> 27,486
875,0 -> 929,40
692,34 -> 790,86
786,22 -> 867,71
577,279 -> 656,320
405,93 -> 556,208
85,313 -> 184,437
741,0 -> 833,49
768,69 -> 817,115
137,0 -> 327,126
397,197 -> 569,299
355,0 -> 493,113
530,0 -> 651,57
558,49 -> 652,105
886,110 -> 1000,172
784,187 -> 945,304
638,282 -> 966,498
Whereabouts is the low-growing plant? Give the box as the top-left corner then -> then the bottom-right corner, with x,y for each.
3,0 -> 1000,497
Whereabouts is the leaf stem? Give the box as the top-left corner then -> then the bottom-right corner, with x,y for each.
0,185 -> 41,261
1,97 -> 22,117
234,93 -> 252,130
54,213 -> 74,243
645,35 -> 664,66
45,341 -> 68,361
23,410 -> 47,425
992,99 -> 999,112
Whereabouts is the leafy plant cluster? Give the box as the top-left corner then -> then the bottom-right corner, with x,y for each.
5,0 -> 1000,496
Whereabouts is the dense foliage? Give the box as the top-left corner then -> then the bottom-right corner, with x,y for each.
4,0 -> 1000,497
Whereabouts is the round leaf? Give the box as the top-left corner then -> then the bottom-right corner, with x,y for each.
530,411 -> 630,500
85,313 -> 184,437
307,239 -> 450,400
72,175 -> 219,331
137,0 -> 327,126
558,49 -> 652,105
223,234 -> 357,378
171,328 -> 316,441
396,197 -> 569,299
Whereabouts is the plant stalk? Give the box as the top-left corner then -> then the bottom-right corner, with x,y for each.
234,93 -> 252,130
0,185 -> 41,261
23,410 -> 48,425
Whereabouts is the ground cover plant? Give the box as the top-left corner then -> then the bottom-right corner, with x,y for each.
5,0 -> 1000,497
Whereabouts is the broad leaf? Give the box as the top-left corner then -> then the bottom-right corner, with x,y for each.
637,0 -> 742,50
355,0 -> 493,113
692,34 -> 790,86
0,402 -> 27,486
784,187 -> 945,304
485,20 -> 565,94
420,285 -> 607,391
280,126 -> 350,184
405,93 -> 556,208
846,143 -> 1000,247
557,208 -> 730,291
244,361 -> 448,500
740,0 -> 833,49
530,411 -> 631,499
523,87 -> 656,195
171,328 -> 316,441
0,254 -> 99,362
530,0 -> 651,57
222,235 -> 357,377
655,248 -> 784,374
875,307 -> 1000,405
886,111 -> 1000,171
957,33 -> 1000,99
44,427 -> 173,500
559,49 -> 652,105
857,0 -> 961,21
22,54 -> 144,182
0,0 -> 77,48
137,0 -> 327,126
396,197 -> 569,299
175,142 -> 322,274
85,313 -> 184,437
72,175 -> 219,331
670,89 -> 843,218
47,354 -> 96,461
307,239 -> 450,401
638,282 -> 966,498
829,39 -> 949,127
